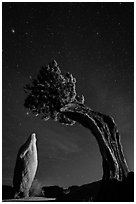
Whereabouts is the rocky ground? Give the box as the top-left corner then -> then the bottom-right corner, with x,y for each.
2,172 -> 134,202
3,197 -> 56,202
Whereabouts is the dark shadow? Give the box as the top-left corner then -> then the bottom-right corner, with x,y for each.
57,172 -> 134,202
2,185 -> 14,200
42,185 -> 64,199
95,172 -> 134,202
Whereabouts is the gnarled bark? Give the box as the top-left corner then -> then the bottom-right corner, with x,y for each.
61,103 -> 129,181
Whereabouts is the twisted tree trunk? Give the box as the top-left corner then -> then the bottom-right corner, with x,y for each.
61,103 -> 129,181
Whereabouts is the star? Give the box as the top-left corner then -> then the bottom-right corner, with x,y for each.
96,32 -> 99,36
26,112 -> 30,116
11,28 -> 15,34
58,51 -> 61,55
25,32 -> 29,35
26,21 -> 29,24
114,79 -> 117,83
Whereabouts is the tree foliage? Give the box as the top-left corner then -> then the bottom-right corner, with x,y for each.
24,60 -> 85,125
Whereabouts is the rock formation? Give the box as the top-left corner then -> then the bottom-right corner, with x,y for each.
13,133 -> 38,198
61,103 -> 129,181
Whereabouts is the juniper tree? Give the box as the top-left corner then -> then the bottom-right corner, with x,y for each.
24,60 -> 84,125
24,60 -> 129,181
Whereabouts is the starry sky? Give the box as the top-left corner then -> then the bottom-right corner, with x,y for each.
2,2 -> 134,188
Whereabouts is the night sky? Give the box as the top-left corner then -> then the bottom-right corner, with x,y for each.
2,2 -> 134,188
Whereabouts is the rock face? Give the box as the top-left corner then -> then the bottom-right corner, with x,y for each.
13,133 -> 38,198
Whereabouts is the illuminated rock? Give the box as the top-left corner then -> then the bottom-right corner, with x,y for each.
13,133 -> 38,198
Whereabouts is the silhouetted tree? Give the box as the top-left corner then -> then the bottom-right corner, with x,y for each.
24,60 -> 84,125
24,60 -> 129,182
